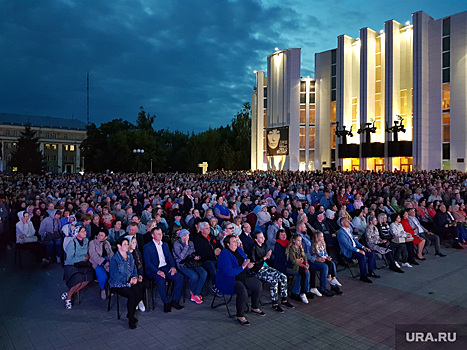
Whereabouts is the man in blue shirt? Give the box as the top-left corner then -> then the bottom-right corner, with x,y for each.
337,218 -> 378,283
308,184 -> 323,206
319,191 -> 332,210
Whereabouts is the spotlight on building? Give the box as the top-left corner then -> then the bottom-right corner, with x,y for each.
380,29 -> 384,34
253,70 -> 257,74
275,47 -> 280,52
405,21 -> 410,26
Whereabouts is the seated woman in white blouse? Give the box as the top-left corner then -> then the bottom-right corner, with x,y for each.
389,213 -> 418,267
16,211 -> 38,243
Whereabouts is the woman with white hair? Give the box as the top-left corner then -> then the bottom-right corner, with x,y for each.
256,204 -> 271,233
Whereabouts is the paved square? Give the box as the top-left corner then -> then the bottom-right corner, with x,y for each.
1,246 -> 466,350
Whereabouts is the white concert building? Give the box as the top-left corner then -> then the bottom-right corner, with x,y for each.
251,10 -> 466,171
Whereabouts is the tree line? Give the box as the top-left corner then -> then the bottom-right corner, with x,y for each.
8,103 -> 251,174
81,103 -> 251,173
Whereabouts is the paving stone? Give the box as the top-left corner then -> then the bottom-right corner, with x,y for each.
1,248 -> 467,349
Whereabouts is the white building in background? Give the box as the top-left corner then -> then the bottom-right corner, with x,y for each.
252,48 -> 317,171
251,10 -> 466,171
0,113 -> 86,173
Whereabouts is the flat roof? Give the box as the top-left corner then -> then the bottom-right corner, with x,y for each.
0,113 -> 87,131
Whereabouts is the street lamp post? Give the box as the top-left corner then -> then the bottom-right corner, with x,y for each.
133,149 -> 145,172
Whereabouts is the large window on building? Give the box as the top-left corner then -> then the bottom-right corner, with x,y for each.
442,86 -> 450,144
351,97 -> 358,132
330,126 -> 336,148
330,49 -> 337,170
442,18 -> 450,163
373,35 -> 383,142
442,84 -> 450,110
299,127 -> 306,149
330,102 -> 336,123
442,17 -> 450,36
299,150 -> 306,162
400,90 -> 407,118
300,109 -> 306,124
309,105 -> 316,124
308,128 -> 315,149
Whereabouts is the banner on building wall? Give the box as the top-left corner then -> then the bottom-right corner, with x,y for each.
266,126 -> 289,156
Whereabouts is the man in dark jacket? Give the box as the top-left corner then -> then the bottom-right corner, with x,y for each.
312,211 -> 338,248
143,227 -> 184,313
239,222 -> 254,257
193,221 -> 222,291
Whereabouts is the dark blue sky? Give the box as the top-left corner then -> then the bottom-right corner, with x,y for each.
0,0 -> 465,132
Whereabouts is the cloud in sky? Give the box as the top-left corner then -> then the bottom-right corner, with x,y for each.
0,0 -> 465,132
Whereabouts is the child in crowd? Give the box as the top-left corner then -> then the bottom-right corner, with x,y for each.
311,231 -> 343,295
286,234 -> 310,304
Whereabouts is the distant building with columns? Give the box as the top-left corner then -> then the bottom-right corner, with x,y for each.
251,10 -> 467,171
0,113 -> 86,173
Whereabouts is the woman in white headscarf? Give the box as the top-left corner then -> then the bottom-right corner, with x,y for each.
16,211 -> 38,244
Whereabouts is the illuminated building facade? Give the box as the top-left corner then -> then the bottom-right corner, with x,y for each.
251,48 -> 317,171
251,10 -> 466,171
0,113 -> 86,173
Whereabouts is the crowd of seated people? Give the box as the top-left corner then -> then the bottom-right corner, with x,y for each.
1,169 -> 466,328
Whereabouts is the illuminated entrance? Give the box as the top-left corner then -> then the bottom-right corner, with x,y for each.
367,158 -> 385,172
393,157 -> 413,171
343,158 -> 359,171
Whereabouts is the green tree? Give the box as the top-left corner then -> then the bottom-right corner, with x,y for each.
80,103 -> 252,173
9,125 -> 46,174
136,106 -> 156,130
230,102 -> 251,170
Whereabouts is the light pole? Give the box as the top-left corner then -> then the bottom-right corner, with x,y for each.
133,149 -> 145,172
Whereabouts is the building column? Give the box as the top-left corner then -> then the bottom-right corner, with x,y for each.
57,144 -> 63,173
75,145 -> 80,172
255,71 -> 265,170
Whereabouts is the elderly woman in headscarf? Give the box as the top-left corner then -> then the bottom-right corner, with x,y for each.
61,214 -> 77,251
16,210 -> 38,244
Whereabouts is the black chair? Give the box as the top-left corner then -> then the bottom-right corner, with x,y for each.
361,232 -> 387,269
211,292 -> 234,318
14,241 -> 40,268
259,280 -> 273,306
145,277 -> 176,310
107,288 -> 122,319
336,253 -> 360,278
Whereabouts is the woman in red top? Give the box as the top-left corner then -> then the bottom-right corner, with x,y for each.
336,187 -> 350,208
401,210 -> 426,260
426,201 -> 439,219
